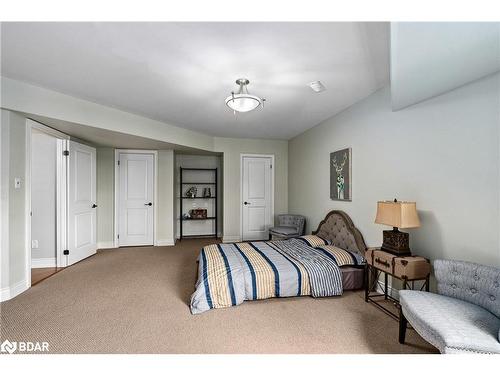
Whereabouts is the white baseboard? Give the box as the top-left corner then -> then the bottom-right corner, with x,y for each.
156,239 -> 175,246
97,241 -> 115,249
375,280 -> 399,299
0,279 -> 29,302
31,257 -> 56,268
222,236 -> 241,243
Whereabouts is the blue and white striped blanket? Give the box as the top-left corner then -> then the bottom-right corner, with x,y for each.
190,239 -> 344,314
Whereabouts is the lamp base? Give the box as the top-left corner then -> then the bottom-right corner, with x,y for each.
381,228 -> 412,256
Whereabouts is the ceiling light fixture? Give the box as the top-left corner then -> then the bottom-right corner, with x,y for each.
309,80 -> 326,93
225,78 -> 265,113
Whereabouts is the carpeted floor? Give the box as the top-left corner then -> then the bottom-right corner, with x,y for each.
0,239 -> 438,354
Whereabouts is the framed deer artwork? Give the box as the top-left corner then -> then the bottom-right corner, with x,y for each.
330,148 -> 352,201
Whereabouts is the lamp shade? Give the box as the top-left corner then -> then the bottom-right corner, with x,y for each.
375,201 -> 420,229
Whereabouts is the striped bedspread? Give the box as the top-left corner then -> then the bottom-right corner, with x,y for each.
190,239 -> 344,314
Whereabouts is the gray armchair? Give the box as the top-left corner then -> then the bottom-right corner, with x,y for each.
399,259 -> 500,354
269,215 -> 306,240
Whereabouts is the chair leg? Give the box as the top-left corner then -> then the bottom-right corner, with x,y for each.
399,309 -> 408,344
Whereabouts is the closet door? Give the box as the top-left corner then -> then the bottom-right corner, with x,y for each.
67,141 -> 97,265
241,155 -> 273,241
117,153 -> 154,246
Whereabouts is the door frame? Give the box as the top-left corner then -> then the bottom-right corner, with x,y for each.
25,119 -> 70,288
114,149 -> 158,248
239,153 -> 275,242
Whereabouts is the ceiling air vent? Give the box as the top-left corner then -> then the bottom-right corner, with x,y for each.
308,80 -> 326,93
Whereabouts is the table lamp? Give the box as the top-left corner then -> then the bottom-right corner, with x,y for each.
375,199 -> 420,255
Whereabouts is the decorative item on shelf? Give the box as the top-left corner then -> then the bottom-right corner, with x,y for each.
202,187 -> 212,198
330,148 -> 352,201
375,199 -> 421,256
190,208 -> 207,219
185,186 -> 197,198
182,213 -> 191,220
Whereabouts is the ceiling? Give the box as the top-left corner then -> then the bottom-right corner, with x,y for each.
1,22 -> 389,140
391,22 -> 500,110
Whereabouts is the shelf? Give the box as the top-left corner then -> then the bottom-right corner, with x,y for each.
181,197 -> 216,199
180,167 -> 217,240
181,216 -> 216,221
181,168 -> 217,171
182,184 -> 216,186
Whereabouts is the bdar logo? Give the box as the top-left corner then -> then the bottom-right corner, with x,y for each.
1,340 -> 17,354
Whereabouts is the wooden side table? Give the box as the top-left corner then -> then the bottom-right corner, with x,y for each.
364,248 -> 430,321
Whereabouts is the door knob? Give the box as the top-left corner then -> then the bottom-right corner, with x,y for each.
92,204 -> 97,208
145,202 -> 153,206
243,201 -> 251,205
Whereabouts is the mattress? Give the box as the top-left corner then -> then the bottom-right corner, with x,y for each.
190,239 -> 365,314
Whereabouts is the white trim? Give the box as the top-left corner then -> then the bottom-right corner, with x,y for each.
239,153 -> 275,242
222,236 -> 241,243
114,149 -> 158,248
156,238 -> 175,246
30,257 -> 57,268
1,116 -> 10,291
97,241 -> 115,249
375,280 -> 400,300
25,121 -> 32,287
28,118 -> 70,140
0,279 -> 28,302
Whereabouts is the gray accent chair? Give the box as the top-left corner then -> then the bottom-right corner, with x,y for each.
399,259 -> 500,354
269,215 -> 306,240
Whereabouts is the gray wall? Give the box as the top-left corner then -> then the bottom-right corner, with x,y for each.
214,137 -> 288,242
157,150 -> 174,244
31,130 -> 57,262
96,148 -> 115,246
1,109 -> 28,292
96,148 -> 175,246
289,73 -> 500,267
1,110 -> 11,289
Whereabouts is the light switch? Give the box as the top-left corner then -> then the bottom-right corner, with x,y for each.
14,178 -> 21,189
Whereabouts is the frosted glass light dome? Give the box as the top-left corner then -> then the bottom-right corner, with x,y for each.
225,78 -> 265,113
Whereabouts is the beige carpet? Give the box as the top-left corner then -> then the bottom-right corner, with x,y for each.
0,239 -> 437,354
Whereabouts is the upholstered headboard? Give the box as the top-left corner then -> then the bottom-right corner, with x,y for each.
312,210 -> 367,256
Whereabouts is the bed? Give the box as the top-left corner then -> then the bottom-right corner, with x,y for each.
190,210 -> 368,314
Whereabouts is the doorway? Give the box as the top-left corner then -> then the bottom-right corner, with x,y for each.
27,119 -> 98,286
30,127 -> 62,285
240,154 -> 274,241
114,150 -> 157,247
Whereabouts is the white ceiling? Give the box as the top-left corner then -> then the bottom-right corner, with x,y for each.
391,22 -> 500,110
1,22 -> 389,140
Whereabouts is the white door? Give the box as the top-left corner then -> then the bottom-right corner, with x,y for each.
68,141 -> 97,265
118,153 -> 154,246
241,155 -> 273,241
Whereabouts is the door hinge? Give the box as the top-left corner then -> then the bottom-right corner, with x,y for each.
117,160 -> 120,166
63,250 -> 69,255
63,150 -> 69,156
117,234 -> 120,239
270,164 -> 273,169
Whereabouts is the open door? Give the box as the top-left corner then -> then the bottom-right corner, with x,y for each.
67,141 -> 97,265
